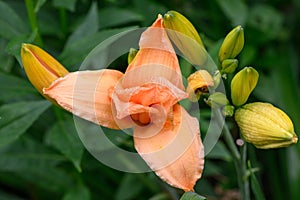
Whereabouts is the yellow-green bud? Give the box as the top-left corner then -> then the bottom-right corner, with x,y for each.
235,102 -> 298,149
212,70 -> 221,89
186,70 -> 214,102
205,92 -> 229,108
221,59 -> 239,74
218,26 -> 244,63
231,67 -> 259,106
222,105 -> 235,117
21,43 -> 69,98
163,11 -> 207,66
128,48 -> 138,64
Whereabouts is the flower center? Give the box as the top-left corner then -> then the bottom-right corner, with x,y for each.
130,112 -> 151,126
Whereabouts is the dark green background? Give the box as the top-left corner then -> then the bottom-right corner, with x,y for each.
0,0 -> 299,199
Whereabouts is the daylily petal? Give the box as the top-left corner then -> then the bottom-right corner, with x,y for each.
134,104 -> 204,191
44,70 -> 132,129
113,77 -> 187,119
122,15 -> 184,90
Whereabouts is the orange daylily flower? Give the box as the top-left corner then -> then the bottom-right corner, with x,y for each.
26,15 -> 204,191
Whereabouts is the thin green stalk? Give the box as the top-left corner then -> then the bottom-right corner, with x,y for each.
25,0 -> 43,47
59,8 -> 68,38
213,108 -> 250,200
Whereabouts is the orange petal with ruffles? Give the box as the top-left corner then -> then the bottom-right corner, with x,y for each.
113,77 -> 187,119
44,70 -> 132,129
133,104 -> 204,191
122,15 -> 184,90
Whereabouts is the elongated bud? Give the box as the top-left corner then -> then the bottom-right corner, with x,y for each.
231,67 -> 258,106
128,48 -> 138,64
221,59 -> 238,74
218,26 -> 244,63
235,102 -> 298,149
212,70 -> 221,89
21,43 -> 69,96
186,70 -> 214,102
163,11 -> 207,67
205,92 -> 229,108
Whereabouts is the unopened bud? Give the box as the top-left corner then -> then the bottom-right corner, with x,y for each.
186,70 -> 214,102
163,11 -> 207,66
218,26 -> 244,63
212,70 -> 221,89
235,102 -> 298,149
221,59 -> 238,74
128,48 -> 138,64
231,67 -> 259,106
205,92 -> 229,108
222,105 -> 235,117
21,43 -> 69,97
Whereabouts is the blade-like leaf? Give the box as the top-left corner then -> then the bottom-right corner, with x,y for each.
98,7 -> 143,29
65,2 -> 98,49
180,192 -> 206,200
60,27 -> 137,67
63,184 -> 90,200
216,0 -> 248,26
115,174 -> 143,200
0,100 -> 51,146
0,72 -> 39,102
34,0 -> 47,13
45,115 -> 84,172
0,1 -> 28,39
0,136 -> 71,193
53,0 -> 77,11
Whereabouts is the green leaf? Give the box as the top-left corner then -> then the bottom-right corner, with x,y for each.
180,192 -> 206,200
115,174 -> 143,200
206,141 -> 232,161
60,27 -> 137,67
0,1 -> 28,39
65,2 -> 99,49
0,72 -> 39,102
216,0 -> 248,26
0,39 -> 14,73
248,4 -> 284,40
248,162 -> 266,200
0,136 -> 72,193
34,0 -> 47,13
63,184 -> 90,200
53,0 -> 77,11
5,29 -> 38,66
45,115 -> 84,172
0,100 -> 51,146
98,7 -> 143,29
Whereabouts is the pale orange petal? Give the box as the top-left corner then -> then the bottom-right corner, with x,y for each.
134,104 -> 204,191
44,70 -> 133,129
122,15 -> 184,90
113,77 -> 187,119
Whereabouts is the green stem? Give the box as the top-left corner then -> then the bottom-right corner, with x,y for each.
25,0 -> 43,47
59,8 -> 68,38
213,108 -> 250,200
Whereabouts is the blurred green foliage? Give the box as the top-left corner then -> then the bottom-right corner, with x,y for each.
0,0 -> 299,199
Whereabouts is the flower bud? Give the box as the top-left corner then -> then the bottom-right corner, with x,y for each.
186,70 -> 214,102
205,92 -> 229,108
128,48 -> 138,64
21,43 -> 69,96
218,26 -> 244,63
231,67 -> 258,106
222,105 -> 235,117
163,11 -> 207,67
221,59 -> 238,74
212,70 -> 221,89
235,102 -> 298,149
